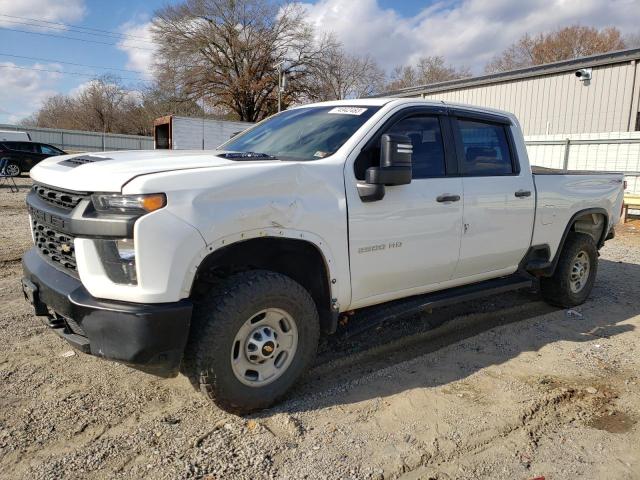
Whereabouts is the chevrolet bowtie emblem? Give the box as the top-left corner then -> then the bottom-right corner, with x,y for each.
60,243 -> 72,254
263,345 -> 273,353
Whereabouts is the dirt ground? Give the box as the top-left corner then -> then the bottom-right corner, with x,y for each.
1,176 -> 639,480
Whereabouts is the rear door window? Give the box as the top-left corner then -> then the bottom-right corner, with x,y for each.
457,120 -> 514,176
9,142 -> 37,153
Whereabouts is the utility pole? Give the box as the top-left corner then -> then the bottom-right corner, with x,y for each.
276,60 -> 286,112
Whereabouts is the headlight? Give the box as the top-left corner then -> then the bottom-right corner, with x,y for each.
95,238 -> 137,285
91,193 -> 166,215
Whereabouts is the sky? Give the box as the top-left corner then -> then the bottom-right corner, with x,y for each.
0,0 -> 639,123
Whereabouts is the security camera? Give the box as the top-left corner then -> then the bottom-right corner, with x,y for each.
575,68 -> 592,81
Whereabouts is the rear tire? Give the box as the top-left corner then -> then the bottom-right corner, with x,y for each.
4,161 -> 20,177
540,232 -> 598,307
183,270 -> 319,414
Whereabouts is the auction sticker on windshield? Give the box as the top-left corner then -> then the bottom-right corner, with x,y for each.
328,107 -> 368,115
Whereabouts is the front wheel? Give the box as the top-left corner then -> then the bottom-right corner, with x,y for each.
540,232 -> 598,307
183,270 -> 320,413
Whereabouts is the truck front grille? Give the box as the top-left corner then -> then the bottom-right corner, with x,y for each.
33,184 -> 88,210
32,219 -> 78,275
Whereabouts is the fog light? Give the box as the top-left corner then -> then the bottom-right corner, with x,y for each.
95,239 -> 137,285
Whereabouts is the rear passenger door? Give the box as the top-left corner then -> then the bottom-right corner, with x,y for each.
451,112 -> 535,279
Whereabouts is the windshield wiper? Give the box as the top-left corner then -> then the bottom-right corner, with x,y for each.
219,151 -> 277,160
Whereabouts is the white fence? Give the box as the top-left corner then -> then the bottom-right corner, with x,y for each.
525,132 -> 640,194
0,124 -> 154,152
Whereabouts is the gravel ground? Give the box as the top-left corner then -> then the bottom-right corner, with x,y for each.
1,176 -> 639,479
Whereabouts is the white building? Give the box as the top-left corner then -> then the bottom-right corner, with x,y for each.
382,48 -> 640,194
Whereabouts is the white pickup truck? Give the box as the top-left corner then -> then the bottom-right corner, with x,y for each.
22,98 -> 624,413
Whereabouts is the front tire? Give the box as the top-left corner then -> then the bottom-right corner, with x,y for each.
540,232 -> 598,307
183,270 -> 320,413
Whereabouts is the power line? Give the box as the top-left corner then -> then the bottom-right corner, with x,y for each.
0,52 -> 146,75
0,13 -> 155,43
0,26 -> 156,51
0,17 -> 158,45
0,63 -> 151,83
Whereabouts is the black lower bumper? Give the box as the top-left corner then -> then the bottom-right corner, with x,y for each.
21,248 -> 192,377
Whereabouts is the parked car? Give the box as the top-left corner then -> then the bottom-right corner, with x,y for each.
0,130 -> 31,142
0,141 -> 66,176
21,99 -> 624,413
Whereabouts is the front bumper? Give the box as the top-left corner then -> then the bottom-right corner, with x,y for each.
22,248 -> 192,377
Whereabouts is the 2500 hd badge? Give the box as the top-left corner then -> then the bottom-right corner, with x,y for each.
358,241 -> 403,254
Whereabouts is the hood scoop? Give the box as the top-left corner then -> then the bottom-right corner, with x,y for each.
59,155 -> 113,168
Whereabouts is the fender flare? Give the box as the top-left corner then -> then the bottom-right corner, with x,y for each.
180,226 -> 340,302
542,207 -> 609,277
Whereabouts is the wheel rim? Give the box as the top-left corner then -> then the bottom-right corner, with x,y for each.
569,250 -> 590,293
230,308 -> 298,387
4,163 -> 19,177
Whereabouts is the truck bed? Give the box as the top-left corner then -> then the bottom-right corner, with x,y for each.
531,168 -> 624,260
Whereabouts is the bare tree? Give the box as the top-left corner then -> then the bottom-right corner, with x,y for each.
30,75 -> 136,133
24,95 -> 79,130
25,73 -> 210,136
152,0 -> 336,121
304,44 -> 385,101
72,75 -> 134,133
386,56 -> 470,91
486,25 -> 627,73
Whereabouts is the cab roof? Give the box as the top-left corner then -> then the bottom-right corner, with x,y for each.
295,98 -> 518,123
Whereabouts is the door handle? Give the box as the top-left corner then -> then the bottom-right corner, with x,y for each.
515,190 -> 531,198
436,194 -> 461,203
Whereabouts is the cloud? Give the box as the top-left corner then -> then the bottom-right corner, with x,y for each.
116,21 -> 158,78
0,0 -> 86,28
300,0 -> 640,72
0,62 -> 63,123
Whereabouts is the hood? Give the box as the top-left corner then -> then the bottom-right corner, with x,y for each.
30,150 -> 249,192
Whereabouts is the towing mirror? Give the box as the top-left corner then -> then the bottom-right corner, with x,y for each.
357,134 -> 413,202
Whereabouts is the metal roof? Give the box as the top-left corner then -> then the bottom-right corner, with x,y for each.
380,47 -> 640,98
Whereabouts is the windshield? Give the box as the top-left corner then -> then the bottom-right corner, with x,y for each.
220,106 -> 381,161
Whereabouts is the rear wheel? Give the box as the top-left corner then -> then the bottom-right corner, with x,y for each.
540,232 -> 598,307
183,270 -> 319,413
2,160 -> 20,177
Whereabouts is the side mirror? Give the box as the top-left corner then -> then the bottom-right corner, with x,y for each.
357,134 -> 413,202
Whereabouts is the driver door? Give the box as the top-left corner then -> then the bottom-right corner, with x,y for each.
346,109 -> 463,308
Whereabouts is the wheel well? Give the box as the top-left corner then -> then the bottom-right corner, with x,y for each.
192,237 -> 334,334
571,212 -> 607,246
531,210 -> 608,278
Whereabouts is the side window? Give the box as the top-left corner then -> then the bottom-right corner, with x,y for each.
39,144 -> 60,155
353,112 -> 449,180
458,119 -> 514,176
13,142 -> 36,152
